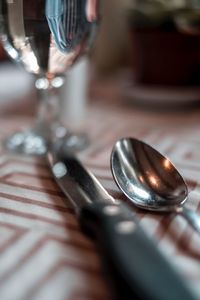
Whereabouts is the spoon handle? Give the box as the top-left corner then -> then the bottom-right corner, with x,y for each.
180,207 -> 200,233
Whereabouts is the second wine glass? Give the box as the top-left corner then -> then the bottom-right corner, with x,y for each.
0,0 -> 98,155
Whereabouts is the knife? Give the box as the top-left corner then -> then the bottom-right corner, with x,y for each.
47,142 -> 197,300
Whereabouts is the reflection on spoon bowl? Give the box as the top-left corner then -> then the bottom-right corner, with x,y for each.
111,137 -> 200,234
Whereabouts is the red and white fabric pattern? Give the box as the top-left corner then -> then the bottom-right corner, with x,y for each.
0,96 -> 200,300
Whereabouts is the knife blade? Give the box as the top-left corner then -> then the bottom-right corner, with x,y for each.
47,142 -> 197,300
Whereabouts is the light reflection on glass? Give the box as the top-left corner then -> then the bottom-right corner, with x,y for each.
3,41 -> 18,58
11,38 -> 40,73
22,48 -> 40,73
1,35 -> 19,59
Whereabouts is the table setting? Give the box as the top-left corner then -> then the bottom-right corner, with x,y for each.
0,0 -> 200,300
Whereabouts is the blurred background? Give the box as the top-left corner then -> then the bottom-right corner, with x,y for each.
90,0 -> 200,108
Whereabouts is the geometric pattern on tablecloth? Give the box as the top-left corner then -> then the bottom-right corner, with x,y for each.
0,107 -> 200,300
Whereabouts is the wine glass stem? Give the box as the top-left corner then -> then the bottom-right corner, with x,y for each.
33,76 -> 65,140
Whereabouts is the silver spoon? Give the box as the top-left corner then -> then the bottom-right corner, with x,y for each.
111,137 -> 200,234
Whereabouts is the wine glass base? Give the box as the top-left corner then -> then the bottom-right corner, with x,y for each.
4,129 -> 89,156
4,131 -> 47,155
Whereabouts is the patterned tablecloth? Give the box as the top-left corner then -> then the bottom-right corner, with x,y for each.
0,75 -> 200,300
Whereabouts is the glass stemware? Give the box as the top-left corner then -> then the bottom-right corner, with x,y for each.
0,0 -> 98,155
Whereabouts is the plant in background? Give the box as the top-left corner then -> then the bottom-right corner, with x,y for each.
129,0 -> 200,31
127,0 -> 200,86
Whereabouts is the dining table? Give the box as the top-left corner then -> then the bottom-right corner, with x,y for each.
0,68 -> 200,300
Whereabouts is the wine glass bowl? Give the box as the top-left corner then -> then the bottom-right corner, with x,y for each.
0,0 -> 98,155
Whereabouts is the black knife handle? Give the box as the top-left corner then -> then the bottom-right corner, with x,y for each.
79,202 -> 197,300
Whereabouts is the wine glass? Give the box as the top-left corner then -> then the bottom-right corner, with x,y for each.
0,0 -> 99,155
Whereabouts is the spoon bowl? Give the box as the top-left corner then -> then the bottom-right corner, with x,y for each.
111,137 -> 200,234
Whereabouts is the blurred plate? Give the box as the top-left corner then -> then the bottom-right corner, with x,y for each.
123,78 -> 200,108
